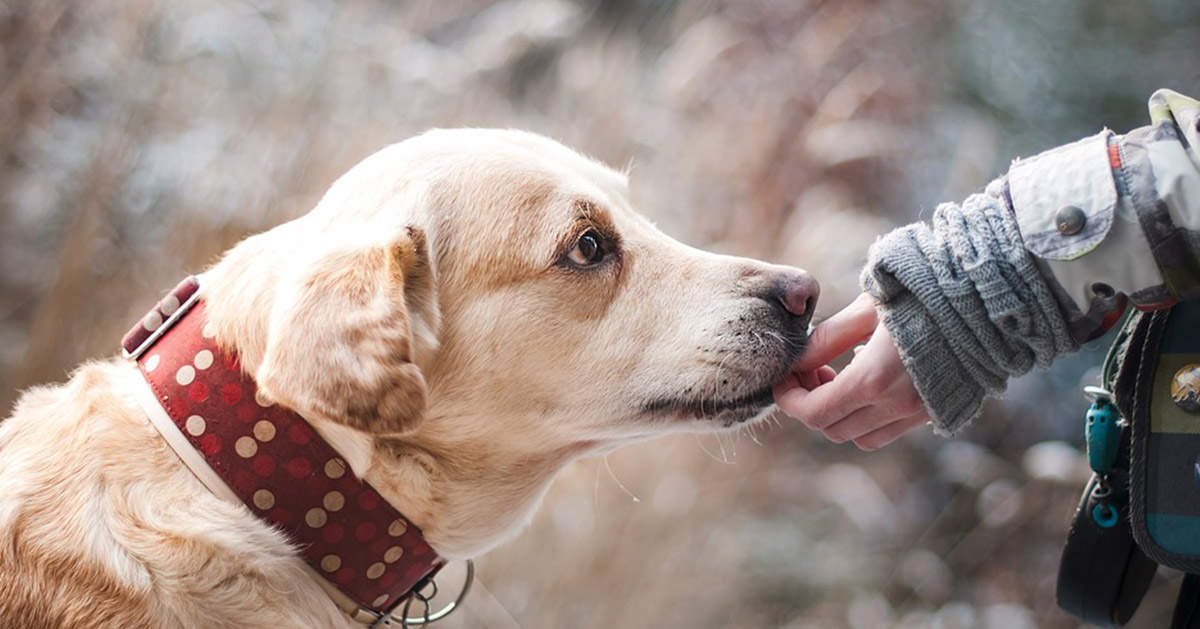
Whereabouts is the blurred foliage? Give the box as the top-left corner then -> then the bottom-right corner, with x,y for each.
0,0 -> 1197,627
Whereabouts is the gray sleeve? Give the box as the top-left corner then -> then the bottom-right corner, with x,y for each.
860,178 -> 1080,435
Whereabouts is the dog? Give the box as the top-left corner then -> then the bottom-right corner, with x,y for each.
0,129 -> 817,628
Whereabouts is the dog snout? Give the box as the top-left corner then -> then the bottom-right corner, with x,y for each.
759,270 -> 819,327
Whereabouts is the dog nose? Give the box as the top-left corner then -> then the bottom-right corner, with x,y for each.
768,270 -> 820,323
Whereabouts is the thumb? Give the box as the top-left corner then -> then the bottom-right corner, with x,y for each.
796,292 -> 878,371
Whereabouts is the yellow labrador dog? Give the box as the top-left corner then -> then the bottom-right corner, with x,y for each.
0,129 -> 817,628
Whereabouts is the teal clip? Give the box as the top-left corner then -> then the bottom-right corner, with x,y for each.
1086,399 -> 1121,476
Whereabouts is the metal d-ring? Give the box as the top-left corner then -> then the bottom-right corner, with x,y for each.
384,560 -> 474,628
1083,385 -> 1113,402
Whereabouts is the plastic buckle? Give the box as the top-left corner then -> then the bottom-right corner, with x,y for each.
1086,400 -> 1121,476
1057,389 -> 1156,626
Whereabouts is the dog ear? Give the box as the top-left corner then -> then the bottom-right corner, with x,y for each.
256,227 -> 439,435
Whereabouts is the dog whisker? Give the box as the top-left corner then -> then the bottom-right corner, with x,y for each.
692,433 -> 737,466
742,422 -> 764,446
602,454 -> 640,503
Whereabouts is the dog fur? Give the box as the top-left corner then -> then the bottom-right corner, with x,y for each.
0,129 -> 815,628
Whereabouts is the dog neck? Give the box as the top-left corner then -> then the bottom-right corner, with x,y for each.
370,413 -> 594,559
126,290 -> 446,616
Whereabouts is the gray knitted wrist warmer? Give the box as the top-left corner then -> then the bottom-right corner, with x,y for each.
860,179 -> 1080,435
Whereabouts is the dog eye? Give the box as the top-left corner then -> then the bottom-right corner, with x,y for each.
567,229 -> 607,267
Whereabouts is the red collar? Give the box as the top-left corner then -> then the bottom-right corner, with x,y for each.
122,277 -> 443,618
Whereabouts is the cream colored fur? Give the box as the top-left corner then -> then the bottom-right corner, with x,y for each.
0,129 -> 814,628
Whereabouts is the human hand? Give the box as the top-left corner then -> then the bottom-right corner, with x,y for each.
773,293 -> 931,450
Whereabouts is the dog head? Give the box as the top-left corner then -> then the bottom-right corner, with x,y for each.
210,129 -> 817,446
200,129 -> 819,556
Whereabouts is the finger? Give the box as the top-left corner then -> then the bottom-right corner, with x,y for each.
797,369 -> 820,391
772,365 -> 838,401
775,363 -> 869,430
798,366 -> 839,391
817,366 -> 836,384
797,293 -> 878,371
820,400 -> 923,444
773,365 -> 840,405
775,369 -> 802,393
852,414 -> 930,451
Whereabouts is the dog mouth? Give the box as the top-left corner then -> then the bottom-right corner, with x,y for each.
639,318 -> 808,427
641,385 -> 776,425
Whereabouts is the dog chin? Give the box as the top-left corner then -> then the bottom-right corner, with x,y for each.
642,385 -> 776,429
710,400 -> 777,430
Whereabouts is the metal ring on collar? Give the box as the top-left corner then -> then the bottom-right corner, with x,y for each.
371,560 -> 475,628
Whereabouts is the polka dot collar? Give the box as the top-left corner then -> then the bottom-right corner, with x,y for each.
123,277 -> 444,620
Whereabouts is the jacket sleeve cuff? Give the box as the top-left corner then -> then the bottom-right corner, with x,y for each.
874,287 -> 985,436
861,179 -> 1079,436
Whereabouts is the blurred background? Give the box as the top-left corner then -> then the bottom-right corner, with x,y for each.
1,0 -> 1198,626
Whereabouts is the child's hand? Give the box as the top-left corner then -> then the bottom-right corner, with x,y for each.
773,293 -> 931,450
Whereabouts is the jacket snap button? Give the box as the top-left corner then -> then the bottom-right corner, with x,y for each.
1056,205 -> 1087,236
1171,364 -> 1200,413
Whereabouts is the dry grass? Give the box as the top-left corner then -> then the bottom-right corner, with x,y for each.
0,0 -> 1187,627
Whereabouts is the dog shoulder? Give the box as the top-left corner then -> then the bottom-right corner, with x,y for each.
0,361 -> 161,627
0,361 -> 353,628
